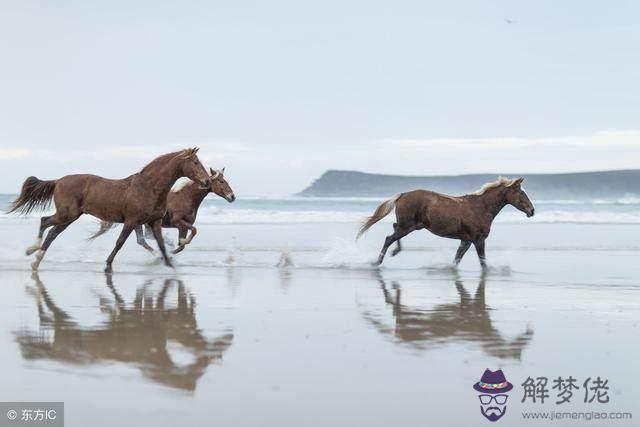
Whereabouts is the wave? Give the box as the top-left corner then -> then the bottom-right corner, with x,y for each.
193,207 -> 640,225
220,195 -> 640,206
4,208 -> 640,225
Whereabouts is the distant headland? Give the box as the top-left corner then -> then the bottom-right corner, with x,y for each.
297,169 -> 640,199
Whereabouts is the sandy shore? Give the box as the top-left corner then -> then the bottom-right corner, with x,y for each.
0,219 -> 638,426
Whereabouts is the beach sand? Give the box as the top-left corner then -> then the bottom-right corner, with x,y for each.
0,218 -> 638,426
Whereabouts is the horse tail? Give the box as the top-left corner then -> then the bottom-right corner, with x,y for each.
87,221 -> 117,241
7,176 -> 57,215
356,193 -> 402,240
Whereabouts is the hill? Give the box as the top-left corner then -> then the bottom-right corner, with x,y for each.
297,170 -> 640,199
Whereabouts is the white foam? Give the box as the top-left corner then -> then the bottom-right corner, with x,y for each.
192,207 -> 640,225
320,238 -> 377,268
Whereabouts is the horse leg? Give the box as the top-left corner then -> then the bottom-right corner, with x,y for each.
376,224 -> 415,265
473,239 -> 487,269
104,223 -> 134,273
134,226 -> 155,254
30,210 -> 81,270
31,223 -> 70,271
182,221 -> 197,245
149,220 -> 173,268
172,226 -> 189,254
390,223 -> 403,257
26,215 -> 55,255
454,241 -> 472,265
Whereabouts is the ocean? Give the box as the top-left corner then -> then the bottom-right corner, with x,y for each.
4,194 -> 639,225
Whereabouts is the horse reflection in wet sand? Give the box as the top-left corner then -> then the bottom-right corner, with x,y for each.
15,274 -> 233,391
361,275 -> 533,359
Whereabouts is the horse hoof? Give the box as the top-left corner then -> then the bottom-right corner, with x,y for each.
172,247 -> 183,255
25,246 -> 40,256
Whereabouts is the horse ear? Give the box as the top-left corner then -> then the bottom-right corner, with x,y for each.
515,177 -> 524,185
179,148 -> 198,159
209,167 -> 215,176
222,167 -> 225,174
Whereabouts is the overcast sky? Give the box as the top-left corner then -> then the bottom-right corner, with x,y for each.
1,1 -> 639,196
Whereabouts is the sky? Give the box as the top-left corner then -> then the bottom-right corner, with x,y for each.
1,0 -> 639,196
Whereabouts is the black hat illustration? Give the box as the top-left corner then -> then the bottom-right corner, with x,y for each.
473,369 -> 513,394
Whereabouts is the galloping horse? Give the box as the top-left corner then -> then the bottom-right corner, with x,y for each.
357,177 -> 535,267
8,148 -> 211,272
90,167 -> 236,254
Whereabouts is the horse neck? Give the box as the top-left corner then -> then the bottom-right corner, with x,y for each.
475,187 -> 508,221
141,157 -> 182,197
183,184 -> 209,209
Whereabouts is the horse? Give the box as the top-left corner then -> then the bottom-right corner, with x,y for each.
356,177 -> 535,267
8,148 -> 211,272
89,167 -> 235,254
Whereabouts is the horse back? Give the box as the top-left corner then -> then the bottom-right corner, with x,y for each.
55,174 -> 132,222
396,189 -> 482,239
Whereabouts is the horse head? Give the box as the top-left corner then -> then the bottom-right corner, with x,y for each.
504,177 -> 535,217
209,167 -> 236,203
176,147 -> 211,190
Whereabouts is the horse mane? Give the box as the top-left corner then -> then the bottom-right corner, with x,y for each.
171,179 -> 194,193
139,148 -> 199,174
471,177 -> 518,195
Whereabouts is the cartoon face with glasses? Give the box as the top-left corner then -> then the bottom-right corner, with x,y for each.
473,369 -> 513,422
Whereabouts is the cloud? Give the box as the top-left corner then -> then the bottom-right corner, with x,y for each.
382,130 -> 640,151
326,130 -> 640,177
0,148 -> 30,160
1,130 -> 638,195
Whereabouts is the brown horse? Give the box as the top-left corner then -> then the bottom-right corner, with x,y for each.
8,148 -> 211,272
90,167 -> 235,254
357,177 -> 535,267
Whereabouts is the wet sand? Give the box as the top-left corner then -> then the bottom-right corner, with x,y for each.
0,220 -> 638,426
